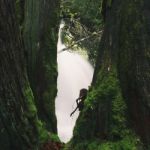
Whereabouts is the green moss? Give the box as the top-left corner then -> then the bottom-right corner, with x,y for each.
110,89 -> 127,138
24,0 -> 59,133
36,120 -> 49,143
23,94 -> 58,144
71,69 -> 122,139
50,133 -> 60,142
68,66 -> 144,149
68,1 -> 149,149
85,68 -> 124,110
98,134 -> 141,150
24,86 -> 37,118
87,141 -> 100,150
23,82 -> 55,146
65,141 -> 88,150
66,134 -> 142,150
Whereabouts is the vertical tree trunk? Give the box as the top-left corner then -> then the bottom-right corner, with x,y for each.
117,0 -> 150,146
70,0 -> 150,148
0,1 -> 47,149
24,0 -> 60,133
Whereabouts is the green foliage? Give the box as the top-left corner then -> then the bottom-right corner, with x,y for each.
98,134 -> 141,150
110,92 -> 127,138
87,141 -> 100,150
69,0 -> 102,31
61,0 -> 103,65
23,83 -> 51,145
24,0 -> 59,133
86,68 -> 128,139
85,68 -> 121,108
36,120 -> 50,143
66,0 -> 149,149
66,134 -> 142,150
86,68 -> 128,138
68,67 -> 144,149
23,81 -> 60,145
67,141 -> 88,150
36,121 -> 60,144
50,133 -> 60,142
24,85 -> 37,118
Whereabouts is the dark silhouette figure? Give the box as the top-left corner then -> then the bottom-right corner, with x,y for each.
70,89 -> 88,117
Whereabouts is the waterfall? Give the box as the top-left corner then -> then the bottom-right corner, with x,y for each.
55,21 -> 94,143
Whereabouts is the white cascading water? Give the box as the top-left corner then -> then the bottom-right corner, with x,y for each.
55,21 -> 94,143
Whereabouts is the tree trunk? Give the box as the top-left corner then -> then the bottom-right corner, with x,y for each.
117,0 -> 150,146
70,0 -> 150,148
0,1 -> 43,149
24,0 -> 60,133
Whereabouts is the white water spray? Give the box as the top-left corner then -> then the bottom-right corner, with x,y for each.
55,21 -> 94,143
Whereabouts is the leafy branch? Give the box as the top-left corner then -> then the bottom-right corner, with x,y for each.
58,30 -> 103,53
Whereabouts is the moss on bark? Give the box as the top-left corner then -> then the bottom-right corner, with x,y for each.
0,1 -> 51,149
24,0 -> 60,133
68,0 -> 150,149
0,0 -> 61,149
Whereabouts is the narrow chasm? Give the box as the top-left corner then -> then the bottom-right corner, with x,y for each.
55,21 -> 94,143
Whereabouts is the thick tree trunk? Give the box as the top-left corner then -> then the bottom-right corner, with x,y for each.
24,0 -> 60,133
0,1 -> 49,149
70,0 -> 150,148
117,0 -> 150,146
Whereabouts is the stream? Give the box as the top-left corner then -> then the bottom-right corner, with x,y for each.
55,21 -> 94,143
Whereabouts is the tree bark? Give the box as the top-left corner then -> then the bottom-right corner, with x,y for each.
71,0 -> 150,148
0,1 -> 44,149
24,0 -> 60,133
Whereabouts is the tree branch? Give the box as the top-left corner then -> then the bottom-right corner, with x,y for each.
58,30 -> 103,53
